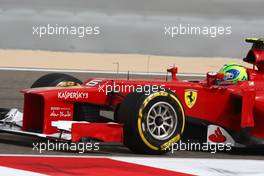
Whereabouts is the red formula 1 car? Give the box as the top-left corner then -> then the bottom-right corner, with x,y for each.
0,38 -> 264,154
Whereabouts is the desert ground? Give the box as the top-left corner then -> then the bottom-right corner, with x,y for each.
0,49 -> 251,74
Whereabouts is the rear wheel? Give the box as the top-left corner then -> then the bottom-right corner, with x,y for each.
31,73 -> 82,88
117,90 -> 185,154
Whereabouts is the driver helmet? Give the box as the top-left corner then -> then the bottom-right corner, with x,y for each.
218,63 -> 248,83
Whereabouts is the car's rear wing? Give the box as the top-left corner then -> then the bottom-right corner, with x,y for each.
245,38 -> 264,50
244,38 -> 264,72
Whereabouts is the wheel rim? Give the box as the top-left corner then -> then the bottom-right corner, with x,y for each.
145,101 -> 178,140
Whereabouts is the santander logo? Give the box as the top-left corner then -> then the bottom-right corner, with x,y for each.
209,127 -> 226,143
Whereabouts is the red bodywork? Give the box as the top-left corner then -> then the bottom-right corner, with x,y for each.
21,46 -> 264,145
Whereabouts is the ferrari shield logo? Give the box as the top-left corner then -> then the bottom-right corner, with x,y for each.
184,89 -> 197,109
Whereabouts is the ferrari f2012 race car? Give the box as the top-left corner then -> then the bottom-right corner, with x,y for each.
0,38 -> 264,154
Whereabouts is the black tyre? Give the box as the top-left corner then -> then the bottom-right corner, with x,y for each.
31,73 -> 82,88
116,90 -> 185,154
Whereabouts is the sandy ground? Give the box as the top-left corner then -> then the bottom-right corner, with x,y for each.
0,49 -> 251,74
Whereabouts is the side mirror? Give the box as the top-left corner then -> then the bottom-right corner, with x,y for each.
167,66 -> 178,81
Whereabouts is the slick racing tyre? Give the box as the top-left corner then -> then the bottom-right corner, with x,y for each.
117,90 -> 185,154
31,73 -> 82,88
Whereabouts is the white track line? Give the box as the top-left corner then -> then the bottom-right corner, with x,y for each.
112,157 -> 264,176
0,155 -> 264,176
0,166 -> 46,176
0,67 -> 205,77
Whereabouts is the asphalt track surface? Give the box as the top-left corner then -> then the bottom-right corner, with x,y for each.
0,69 -> 263,160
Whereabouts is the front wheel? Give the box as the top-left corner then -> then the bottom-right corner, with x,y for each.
31,73 -> 82,88
117,90 -> 185,154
